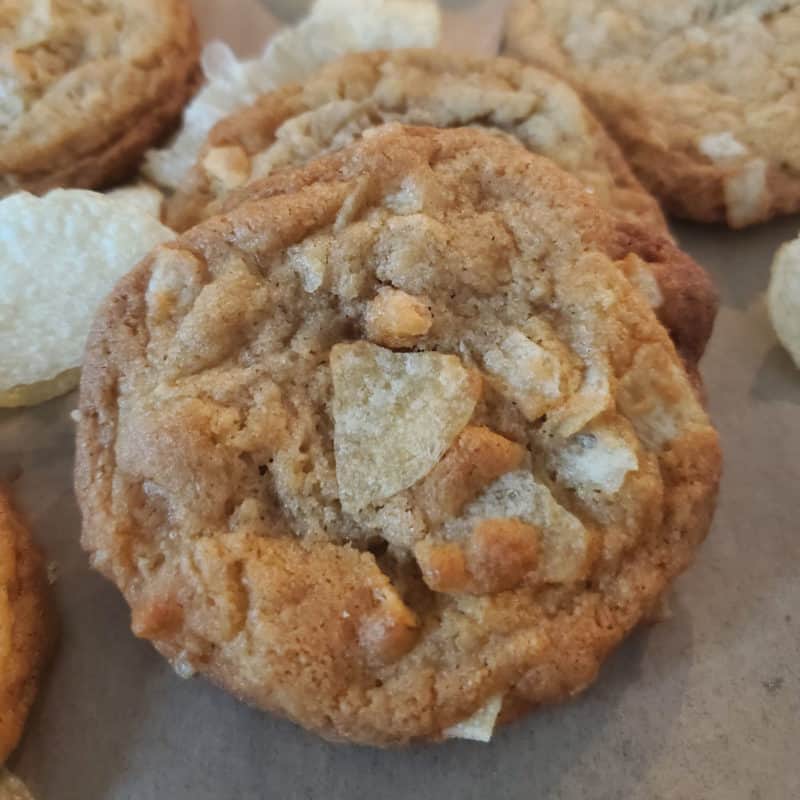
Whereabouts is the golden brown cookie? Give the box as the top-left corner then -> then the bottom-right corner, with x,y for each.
0,486 -> 53,763
164,49 -> 717,363
76,126 -> 721,747
504,0 -> 800,227
0,0 -> 200,196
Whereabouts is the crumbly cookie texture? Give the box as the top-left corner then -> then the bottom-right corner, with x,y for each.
0,190 -> 174,408
76,126 -> 721,747
0,487 -> 54,763
767,234 -> 800,369
0,0 -> 200,196
165,50 -> 718,363
504,0 -> 800,227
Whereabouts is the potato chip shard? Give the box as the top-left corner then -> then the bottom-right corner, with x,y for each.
444,694 -> 503,742
481,329 -> 564,421
553,428 -> 638,495
767,235 -> 800,370
0,190 -> 173,404
331,342 -> 480,513
457,471 -> 593,584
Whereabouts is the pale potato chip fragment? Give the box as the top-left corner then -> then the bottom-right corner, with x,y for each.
0,190 -> 173,405
144,0 -> 440,190
767,234 -> 800,370
444,694 -> 503,742
106,182 -> 164,221
331,342 -> 480,513
481,328 -> 564,421
0,769 -> 34,800
553,427 -> 639,495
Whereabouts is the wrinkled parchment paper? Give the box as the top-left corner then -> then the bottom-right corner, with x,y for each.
1,1 -> 798,798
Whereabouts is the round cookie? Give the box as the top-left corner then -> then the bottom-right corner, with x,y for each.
504,0 -> 800,227
0,486 -> 53,763
0,0 -> 200,197
163,49 -> 717,364
76,126 -> 721,747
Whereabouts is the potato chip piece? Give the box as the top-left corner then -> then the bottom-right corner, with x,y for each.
0,190 -> 173,406
457,471 -> 593,584
106,182 -> 164,221
444,694 -> 503,742
0,769 -> 34,800
767,234 -> 800,370
0,368 -> 80,410
552,427 -> 638,495
144,0 -> 441,190
331,342 -> 480,513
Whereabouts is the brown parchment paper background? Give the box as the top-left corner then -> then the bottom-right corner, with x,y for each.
2,1 -> 798,798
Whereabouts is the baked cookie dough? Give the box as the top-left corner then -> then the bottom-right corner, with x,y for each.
164,49 -> 718,363
504,0 -> 800,227
76,126 -> 721,746
0,487 -> 53,763
0,0 -> 200,196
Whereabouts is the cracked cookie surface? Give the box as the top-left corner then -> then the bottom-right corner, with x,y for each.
0,486 -> 53,763
505,0 -> 800,227
76,126 -> 721,746
0,0 -> 200,196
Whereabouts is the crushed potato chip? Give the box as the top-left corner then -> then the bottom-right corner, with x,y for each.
767,234 -> 800,370
444,694 -> 503,742
144,0 -> 441,190
0,190 -> 173,407
106,182 -> 165,221
331,342 -> 480,513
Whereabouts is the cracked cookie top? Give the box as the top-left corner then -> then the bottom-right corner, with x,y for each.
505,0 -> 800,227
76,125 -> 721,746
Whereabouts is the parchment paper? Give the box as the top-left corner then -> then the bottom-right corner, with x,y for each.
2,2 -> 798,798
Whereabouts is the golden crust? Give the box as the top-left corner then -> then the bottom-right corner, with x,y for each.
76,126 -> 721,746
0,0 -> 201,196
0,486 -> 54,762
504,0 -> 800,227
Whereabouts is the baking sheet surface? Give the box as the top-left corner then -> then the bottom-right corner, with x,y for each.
2,2 -> 798,798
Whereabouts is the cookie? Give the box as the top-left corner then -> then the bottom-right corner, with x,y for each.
163,50 -> 717,363
0,0 -> 200,197
504,1 -> 800,227
0,189 -> 173,408
76,126 -> 721,746
0,486 -> 53,763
